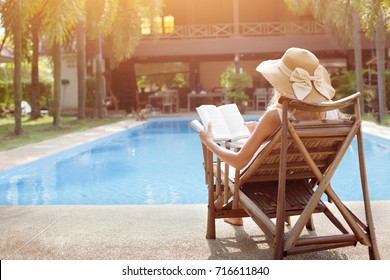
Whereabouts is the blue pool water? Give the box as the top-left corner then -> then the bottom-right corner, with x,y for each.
0,118 -> 389,205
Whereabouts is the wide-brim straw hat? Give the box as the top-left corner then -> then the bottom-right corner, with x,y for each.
256,47 -> 335,103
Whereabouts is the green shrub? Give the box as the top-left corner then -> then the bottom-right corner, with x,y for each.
0,81 -> 53,112
0,81 -> 13,108
221,65 -> 250,104
332,69 -> 377,112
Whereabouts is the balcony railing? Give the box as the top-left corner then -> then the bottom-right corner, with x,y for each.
142,21 -> 327,40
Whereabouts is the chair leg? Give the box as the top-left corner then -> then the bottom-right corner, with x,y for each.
205,149 -> 216,239
273,215 -> 286,259
305,215 -> 315,231
206,203 -> 216,239
367,227 -> 381,259
369,244 -> 380,260
272,241 -> 285,260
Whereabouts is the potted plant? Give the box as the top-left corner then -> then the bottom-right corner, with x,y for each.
221,65 -> 250,113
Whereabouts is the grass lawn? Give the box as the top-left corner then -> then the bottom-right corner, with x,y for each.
0,115 -> 127,152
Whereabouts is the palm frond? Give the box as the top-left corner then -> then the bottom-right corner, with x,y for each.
106,0 -> 163,66
283,0 -> 312,15
41,0 -> 85,47
86,0 -> 119,39
356,0 -> 382,38
22,0 -> 44,20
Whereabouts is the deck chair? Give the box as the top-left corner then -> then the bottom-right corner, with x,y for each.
162,91 -> 174,114
254,88 -> 268,110
201,92 -> 380,259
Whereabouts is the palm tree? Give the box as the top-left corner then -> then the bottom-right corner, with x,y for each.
12,0 -> 23,135
39,0 -> 84,126
357,0 -> 389,122
1,0 -> 30,135
84,0 -> 163,118
1,0 -> 83,127
284,0 -> 365,112
76,15 -> 87,119
27,1 -> 51,120
2,0 -> 162,127
22,0 -> 44,120
29,12 -> 42,120
375,9 -> 386,122
47,0 -> 162,122
85,0 -> 118,119
0,0 -> 45,135
352,9 -> 364,106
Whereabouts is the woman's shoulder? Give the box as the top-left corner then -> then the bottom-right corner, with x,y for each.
265,107 -> 279,114
266,107 -> 295,121
264,107 -> 281,120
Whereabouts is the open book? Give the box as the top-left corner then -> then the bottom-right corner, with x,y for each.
190,103 -> 250,141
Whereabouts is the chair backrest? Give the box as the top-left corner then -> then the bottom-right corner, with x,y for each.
162,91 -> 173,104
240,92 -> 361,186
214,87 -> 227,94
254,88 -> 268,109
214,88 -> 229,104
254,88 -> 267,97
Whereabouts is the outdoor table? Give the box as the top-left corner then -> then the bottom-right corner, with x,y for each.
187,92 -> 224,112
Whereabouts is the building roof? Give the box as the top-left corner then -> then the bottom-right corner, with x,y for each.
0,47 -> 13,63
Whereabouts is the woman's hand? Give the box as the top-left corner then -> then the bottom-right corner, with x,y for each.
199,123 -> 214,145
244,121 -> 258,133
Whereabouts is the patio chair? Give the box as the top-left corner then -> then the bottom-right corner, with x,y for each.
201,92 -> 380,259
162,91 -> 174,114
254,88 -> 268,110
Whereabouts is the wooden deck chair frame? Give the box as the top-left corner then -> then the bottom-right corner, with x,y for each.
201,92 -> 380,259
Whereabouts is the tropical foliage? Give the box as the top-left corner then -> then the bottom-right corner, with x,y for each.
220,65 -> 250,104
284,0 -> 390,122
1,0 -> 390,140
0,0 -> 163,134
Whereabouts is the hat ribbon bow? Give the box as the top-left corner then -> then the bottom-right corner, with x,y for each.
289,66 -> 331,100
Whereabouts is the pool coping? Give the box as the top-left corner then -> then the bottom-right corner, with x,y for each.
361,120 -> 390,141
0,118 -> 146,173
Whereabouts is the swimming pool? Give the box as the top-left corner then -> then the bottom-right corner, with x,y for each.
0,118 -> 389,205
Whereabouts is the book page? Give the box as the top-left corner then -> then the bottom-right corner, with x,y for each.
218,104 -> 250,140
189,120 -> 205,132
196,105 -> 231,141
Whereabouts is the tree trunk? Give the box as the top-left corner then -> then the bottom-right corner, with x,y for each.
13,0 -> 23,135
375,9 -> 386,123
352,10 -> 364,114
52,42 -> 62,126
76,17 -> 87,119
30,15 -> 41,119
233,0 -> 240,74
95,34 -> 105,119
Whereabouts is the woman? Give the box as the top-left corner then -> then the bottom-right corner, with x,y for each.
199,47 -> 337,226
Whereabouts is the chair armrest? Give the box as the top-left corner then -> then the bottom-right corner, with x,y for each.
278,92 -> 361,112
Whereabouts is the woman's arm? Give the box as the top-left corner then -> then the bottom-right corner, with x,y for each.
244,121 -> 258,133
199,109 -> 281,170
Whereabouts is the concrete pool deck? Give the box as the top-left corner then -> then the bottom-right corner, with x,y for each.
0,112 -> 390,260
0,202 -> 389,260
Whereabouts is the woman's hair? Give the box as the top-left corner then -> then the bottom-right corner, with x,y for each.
266,89 -> 325,120
267,89 -> 281,109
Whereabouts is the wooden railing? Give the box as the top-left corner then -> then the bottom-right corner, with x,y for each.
241,21 -> 326,36
142,21 -> 327,40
